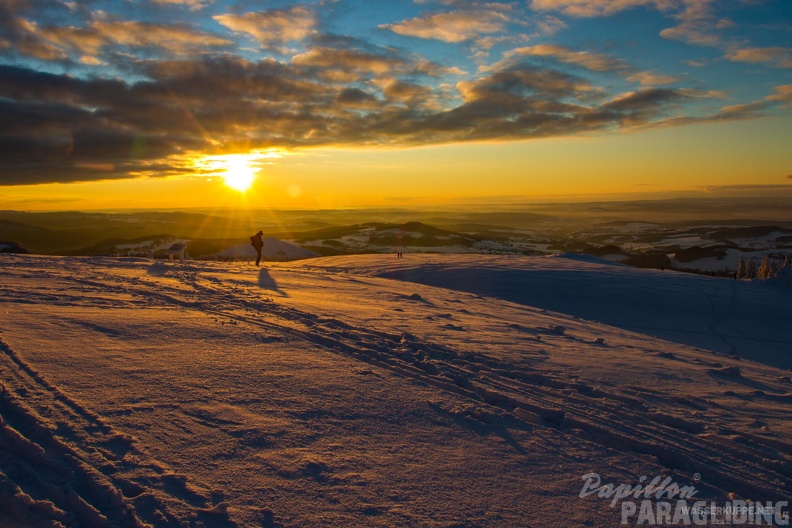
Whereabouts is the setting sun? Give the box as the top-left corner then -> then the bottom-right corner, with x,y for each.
221,156 -> 256,192
194,153 -> 260,193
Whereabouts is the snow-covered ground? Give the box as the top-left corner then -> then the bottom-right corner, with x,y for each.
309,253 -> 792,369
1,254 -> 790,527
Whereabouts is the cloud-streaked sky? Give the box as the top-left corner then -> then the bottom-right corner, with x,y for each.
0,0 -> 790,209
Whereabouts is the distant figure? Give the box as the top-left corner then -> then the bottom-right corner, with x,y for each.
250,230 -> 264,266
395,232 -> 405,259
660,265 -> 664,271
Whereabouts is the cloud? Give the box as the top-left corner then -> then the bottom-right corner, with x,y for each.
0,15 -> 69,61
492,44 -> 678,87
380,9 -> 510,43
604,88 -> 684,110
214,6 -> 317,47
658,1 -> 723,48
684,59 -> 708,67
0,59 -> 333,184
660,82 -> 792,126
725,47 -> 792,68
414,60 -> 467,77
80,55 -> 103,65
528,0 -> 674,18
530,0 -> 728,49
45,21 -> 233,55
0,11 -> 232,61
625,71 -> 680,86
0,56 -> 716,185
375,78 -> 433,105
292,47 -> 404,74
150,0 -> 212,10
457,64 -> 592,103
334,88 -> 378,108
0,11 -> 776,189
767,84 -> 792,108
505,44 -> 628,72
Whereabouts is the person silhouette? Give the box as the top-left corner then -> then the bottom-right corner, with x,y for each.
250,230 -> 264,266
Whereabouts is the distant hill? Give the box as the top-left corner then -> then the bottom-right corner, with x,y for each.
0,219 -> 60,253
0,240 -> 34,254
217,238 -> 320,261
0,210 -> 262,254
65,234 -> 178,256
709,225 -> 792,241
294,221 -> 482,253
2,208 -> 790,276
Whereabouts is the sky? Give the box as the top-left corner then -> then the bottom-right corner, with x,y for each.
0,0 -> 791,210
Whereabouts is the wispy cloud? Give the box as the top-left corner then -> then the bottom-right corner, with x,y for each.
381,9 -> 510,43
214,6 -> 317,47
766,84 -> 792,108
658,0 -> 723,47
492,44 -> 679,86
625,71 -> 680,86
150,0 -> 213,10
293,46 -> 404,75
725,47 -> 792,68
44,20 -> 233,55
528,0 -> 674,18
0,15 -> 69,61
505,44 -> 627,72
530,0 -> 744,53
0,13 -> 232,62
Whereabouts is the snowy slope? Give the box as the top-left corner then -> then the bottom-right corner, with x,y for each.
0,254 -> 790,527
306,253 -> 792,369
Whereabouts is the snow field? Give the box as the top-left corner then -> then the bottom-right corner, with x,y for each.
0,254 -> 790,527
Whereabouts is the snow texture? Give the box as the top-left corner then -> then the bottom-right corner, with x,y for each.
0,253 -> 790,527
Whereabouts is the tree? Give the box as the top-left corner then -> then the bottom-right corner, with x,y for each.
746,257 -> 756,279
757,255 -> 773,279
737,254 -> 746,279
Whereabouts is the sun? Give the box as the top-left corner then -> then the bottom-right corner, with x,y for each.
221,156 -> 256,192
195,150 -> 284,193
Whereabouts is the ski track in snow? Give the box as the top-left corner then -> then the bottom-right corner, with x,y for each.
0,254 -> 791,527
0,335 -> 234,528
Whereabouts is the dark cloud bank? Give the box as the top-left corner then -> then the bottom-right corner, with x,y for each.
0,54 -> 739,185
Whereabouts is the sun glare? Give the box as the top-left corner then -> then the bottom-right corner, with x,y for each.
221,156 -> 256,192
194,150 -> 286,194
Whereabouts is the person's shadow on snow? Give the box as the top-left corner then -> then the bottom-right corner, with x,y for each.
258,268 -> 288,297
